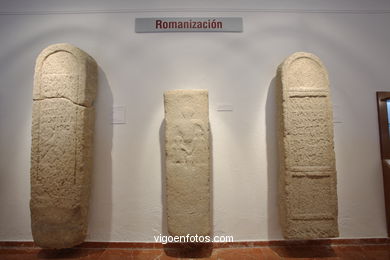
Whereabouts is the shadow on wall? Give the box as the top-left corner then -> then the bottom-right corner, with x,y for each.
209,123 -> 214,240
266,76 -> 284,239
159,120 -> 168,237
159,118 -> 213,258
86,66 -> 113,242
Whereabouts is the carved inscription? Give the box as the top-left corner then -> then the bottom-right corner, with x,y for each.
285,96 -> 334,168
277,52 -> 338,239
164,90 -> 211,236
30,44 -> 97,248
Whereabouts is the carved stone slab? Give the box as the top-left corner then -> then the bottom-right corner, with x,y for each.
164,90 -> 211,236
277,52 -> 339,239
30,43 -> 97,248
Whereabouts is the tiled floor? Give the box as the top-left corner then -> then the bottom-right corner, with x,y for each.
1,242 -> 390,259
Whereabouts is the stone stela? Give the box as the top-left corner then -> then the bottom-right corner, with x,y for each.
277,52 -> 339,239
30,43 -> 97,248
164,89 -> 211,236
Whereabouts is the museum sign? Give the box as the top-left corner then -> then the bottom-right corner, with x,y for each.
135,17 -> 243,33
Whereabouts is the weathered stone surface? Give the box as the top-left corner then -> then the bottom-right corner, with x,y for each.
277,52 -> 339,239
30,43 -> 97,248
164,90 -> 211,236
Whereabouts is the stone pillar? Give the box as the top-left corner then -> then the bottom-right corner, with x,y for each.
277,52 -> 339,239
30,43 -> 97,248
164,90 -> 211,236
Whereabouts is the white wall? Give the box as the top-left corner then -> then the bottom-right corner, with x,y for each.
1,0 -> 390,242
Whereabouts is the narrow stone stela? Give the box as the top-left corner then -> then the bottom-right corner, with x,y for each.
30,43 -> 97,248
164,89 -> 211,236
277,52 -> 339,239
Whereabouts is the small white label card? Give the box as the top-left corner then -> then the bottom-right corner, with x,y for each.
216,104 -> 234,111
112,106 -> 127,124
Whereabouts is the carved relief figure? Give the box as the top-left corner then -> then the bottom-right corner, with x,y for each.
164,89 -> 211,236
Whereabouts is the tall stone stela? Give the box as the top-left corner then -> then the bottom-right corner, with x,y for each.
164,90 -> 211,236
30,43 -> 97,248
277,52 -> 339,239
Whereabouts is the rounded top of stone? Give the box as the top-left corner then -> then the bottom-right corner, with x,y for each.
279,52 -> 326,73
33,43 -> 97,107
36,43 -> 94,61
278,51 -> 329,92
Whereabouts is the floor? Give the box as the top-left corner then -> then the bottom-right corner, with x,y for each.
1,240 -> 390,259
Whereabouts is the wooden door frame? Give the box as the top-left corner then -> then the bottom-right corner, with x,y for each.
376,92 -> 390,236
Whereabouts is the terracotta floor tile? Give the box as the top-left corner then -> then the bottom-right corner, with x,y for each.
270,245 -> 337,259
3,241 -> 390,260
332,245 -> 367,260
312,257 -> 342,260
132,249 -> 182,260
259,247 -> 283,259
97,249 -> 134,260
359,245 -> 390,260
35,248 -> 104,259
212,248 -> 264,259
162,243 -> 213,259
0,249 -> 38,260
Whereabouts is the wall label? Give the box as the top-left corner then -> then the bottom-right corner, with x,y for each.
135,17 -> 243,33
112,106 -> 127,124
216,104 -> 234,111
